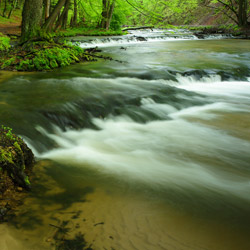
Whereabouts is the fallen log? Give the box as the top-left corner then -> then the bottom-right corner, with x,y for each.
122,26 -> 154,31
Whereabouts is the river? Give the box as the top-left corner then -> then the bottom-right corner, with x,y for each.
0,30 -> 250,250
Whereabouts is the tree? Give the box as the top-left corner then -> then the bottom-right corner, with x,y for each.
42,0 -> 66,31
203,0 -> 250,27
55,0 -> 71,30
21,0 -> 43,42
99,0 -> 116,30
71,0 -> 78,26
44,0 -> 51,20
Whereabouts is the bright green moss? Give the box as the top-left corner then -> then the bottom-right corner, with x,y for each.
0,125 -> 33,189
1,57 -> 15,69
0,42 -> 93,71
0,32 -> 11,51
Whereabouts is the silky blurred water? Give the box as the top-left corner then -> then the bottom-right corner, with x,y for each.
0,34 -> 250,250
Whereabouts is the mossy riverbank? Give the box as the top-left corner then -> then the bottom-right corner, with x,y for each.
0,126 -> 34,222
0,39 -> 95,71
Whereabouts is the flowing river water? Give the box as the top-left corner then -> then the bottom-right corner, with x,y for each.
0,30 -> 250,250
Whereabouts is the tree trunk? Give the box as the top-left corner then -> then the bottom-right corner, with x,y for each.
55,0 -> 71,30
72,0 -> 77,26
62,5 -> 69,28
100,0 -> 108,29
43,0 -> 66,32
44,0 -> 50,20
8,0 -> 18,19
17,0 -> 25,9
3,0 -> 8,17
99,0 -> 115,30
106,0 -> 115,30
21,0 -> 43,42
238,0 -> 248,27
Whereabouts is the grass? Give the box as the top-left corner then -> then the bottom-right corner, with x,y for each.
0,8 -> 22,25
56,27 -> 125,37
178,24 -> 240,32
0,32 -> 10,51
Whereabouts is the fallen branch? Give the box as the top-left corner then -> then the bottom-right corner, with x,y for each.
122,26 -> 154,31
82,52 -> 124,63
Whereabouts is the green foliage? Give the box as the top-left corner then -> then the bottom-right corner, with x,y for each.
57,27 -> 124,37
24,175 -> 30,185
110,13 -> 122,31
0,148 -> 14,165
0,42 -> 94,71
0,125 -> 33,189
0,7 -> 22,23
1,57 -> 16,68
1,125 -> 15,141
178,24 -> 241,35
0,33 -> 11,51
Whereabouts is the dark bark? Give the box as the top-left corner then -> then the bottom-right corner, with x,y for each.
2,0 -> 8,17
72,0 -> 78,26
106,0 -> 115,30
42,0 -> 66,32
100,0 -> 108,29
44,0 -> 50,20
99,0 -> 115,30
204,0 -> 249,27
238,0 -> 248,27
55,0 -> 71,30
21,0 -> 43,42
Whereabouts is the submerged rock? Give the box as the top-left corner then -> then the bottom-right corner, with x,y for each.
136,36 -> 147,41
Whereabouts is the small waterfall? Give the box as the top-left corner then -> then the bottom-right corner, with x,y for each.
68,29 -> 234,48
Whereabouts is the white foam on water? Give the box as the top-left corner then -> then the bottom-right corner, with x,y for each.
34,75 -> 250,201
174,74 -> 250,100
39,115 -> 250,201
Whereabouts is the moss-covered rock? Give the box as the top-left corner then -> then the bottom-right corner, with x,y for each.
0,125 -> 34,189
0,41 -> 94,71
0,125 -> 34,222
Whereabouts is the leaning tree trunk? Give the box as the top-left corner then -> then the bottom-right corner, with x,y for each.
21,0 -> 43,42
55,0 -> 71,30
8,0 -> 18,19
106,0 -> 115,30
100,0 -> 108,29
43,0 -> 66,32
44,0 -> 51,20
99,0 -> 115,30
72,0 -> 78,26
2,0 -> 8,17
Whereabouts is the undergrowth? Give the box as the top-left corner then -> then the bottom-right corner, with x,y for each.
56,27 -> 125,37
0,41 -> 94,71
0,32 -> 10,51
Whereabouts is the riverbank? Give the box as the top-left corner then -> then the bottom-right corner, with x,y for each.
0,40 -> 96,71
0,126 -> 34,222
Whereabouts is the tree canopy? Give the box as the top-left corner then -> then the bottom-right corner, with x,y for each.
0,0 -> 249,42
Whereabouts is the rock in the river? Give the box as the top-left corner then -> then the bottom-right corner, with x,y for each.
0,125 -> 34,222
136,36 -> 147,41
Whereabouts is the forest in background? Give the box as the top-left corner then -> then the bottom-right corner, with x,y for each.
0,0 -> 249,36
0,0 -> 249,71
